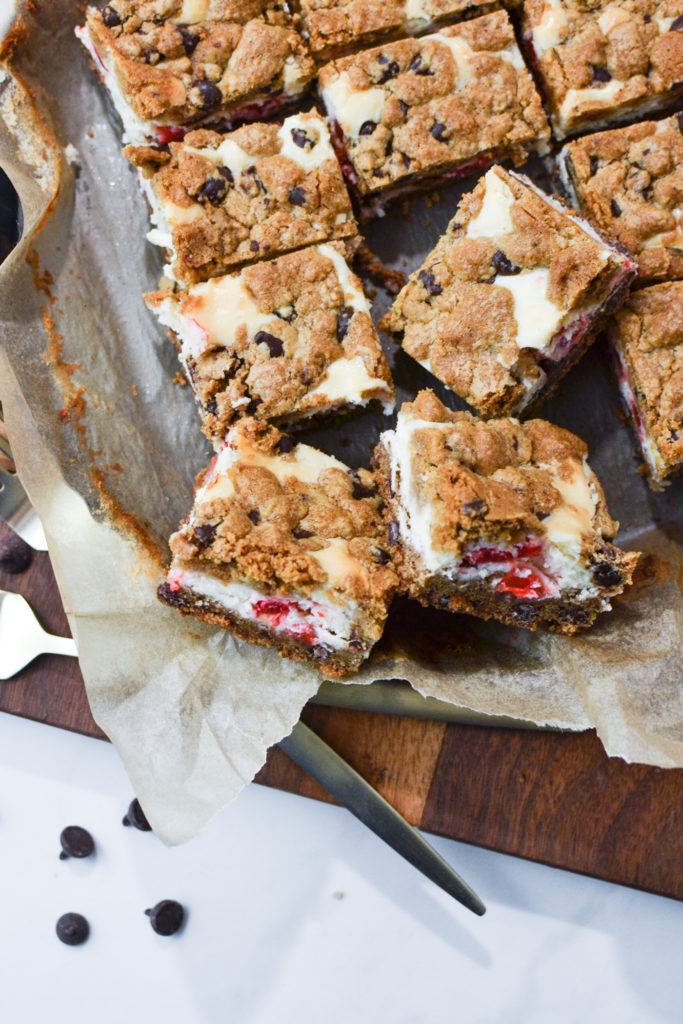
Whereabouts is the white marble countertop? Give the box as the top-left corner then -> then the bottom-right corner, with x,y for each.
0,710 -> 680,1024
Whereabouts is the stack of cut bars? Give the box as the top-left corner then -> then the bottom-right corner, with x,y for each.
77,0 -> 681,675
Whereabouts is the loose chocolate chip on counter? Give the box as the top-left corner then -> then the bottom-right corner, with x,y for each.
359,120 -> 377,135
291,127 -> 314,150
387,520 -> 400,545
59,826 -> 95,860
462,498 -> 485,516
198,176 -> 228,205
101,5 -> 121,27
122,798 -> 152,831
288,186 -> 306,206
276,435 -> 295,454
336,305 -> 354,340
56,912 -> 90,946
292,527 -> 313,539
0,530 -> 32,573
377,58 -> 400,83
194,78 -> 222,110
247,510 -> 261,525
610,198 -> 621,217
592,562 -> 623,587
589,154 -> 599,176
418,268 -> 442,296
491,250 -> 521,276
194,522 -> 217,547
255,331 -> 284,357
145,900 -> 185,936
430,121 -> 450,143
591,66 -> 612,83
178,25 -> 199,55
671,14 -> 683,30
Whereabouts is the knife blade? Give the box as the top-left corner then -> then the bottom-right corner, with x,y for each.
279,721 -> 486,916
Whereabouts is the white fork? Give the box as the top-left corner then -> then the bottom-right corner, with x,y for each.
0,590 -> 76,679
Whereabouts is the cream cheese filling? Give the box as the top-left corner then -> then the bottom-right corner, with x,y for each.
611,340 -> 667,480
531,0 -> 569,56
167,568 -> 358,650
323,72 -> 386,138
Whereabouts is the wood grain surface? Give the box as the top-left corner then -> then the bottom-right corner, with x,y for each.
1,518 -> 681,901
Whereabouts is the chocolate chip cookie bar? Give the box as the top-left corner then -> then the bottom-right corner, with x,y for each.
125,111 -> 358,285
144,243 -> 395,444
373,390 -> 638,633
76,1 -> 315,145
380,165 -> 636,417
317,10 -> 550,214
607,281 -> 683,488
521,0 -> 683,140
558,116 -> 683,284
158,418 -> 398,677
299,0 -> 497,62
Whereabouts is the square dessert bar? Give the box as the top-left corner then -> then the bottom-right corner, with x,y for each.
374,390 -> 638,633
158,418 -> 398,677
145,242 -> 395,444
607,281 -> 683,488
317,11 -> 550,214
381,165 -> 636,417
76,1 -> 315,145
299,0 -> 497,62
521,0 -> 683,140
559,116 -> 683,284
125,111 -> 358,285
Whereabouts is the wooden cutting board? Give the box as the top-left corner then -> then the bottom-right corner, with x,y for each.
1,523 -> 681,902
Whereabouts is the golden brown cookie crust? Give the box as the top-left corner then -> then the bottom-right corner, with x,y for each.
522,0 -> 683,138
381,166 -> 632,416
318,11 -> 549,198
561,115 -> 683,283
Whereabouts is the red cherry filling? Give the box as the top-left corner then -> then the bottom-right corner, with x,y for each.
462,537 -> 543,567
154,125 -> 186,145
252,598 -> 320,646
495,565 -> 555,599
545,314 -> 590,362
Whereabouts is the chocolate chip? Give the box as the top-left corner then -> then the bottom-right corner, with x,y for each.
610,198 -> 621,217
593,561 -> 623,587
288,186 -> 306,206
349,638 -> 364,650
194,522 -> 217,547
670,428 -> 679,441
246,397 -> 262,414
563,607 -> 590,627
255,330 -> 284,357
492,250 -> 521,276
513,601 -> 537,625
671,14 -> 683,30
398,99 -> 409,117
178,24 -> 199,54
409,53 -> 432,75
359,120 -> 377,135
145,900 -> 185,936
122,798 -> 152,831
101,5 -> 121,27
374,548 -> 390,564
387,520 -> 400,545
0,530 -> 32,573
462,498 -> 485,516
247,510 -> 261,525
437,596 -> 451,609
643,12 -> 651,22
59,826 -> 95,860
591,66 -> 612,83
194,78 -> 222,110
56,913 -> 90,946
336,305 -> 354,341
144,49 -> 160,65
589,154 -> 599,176
250,240 -> 260,252
430,121 -> 450,143
312,643 -> 334,661
350,473 -> 375,499
205,399 -> 218,416
276,435 -> 295,453
678,112 -> 683,133
377,58 -> 400,83
218,165 -> 234,184
291,127 -> 314,149
275,307 -> 295,322
418,268 -> 442,296
197,176 -> 227,205
292,527 -> 312,539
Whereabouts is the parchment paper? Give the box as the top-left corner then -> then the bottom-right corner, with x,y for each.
0,2 -> 681,844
